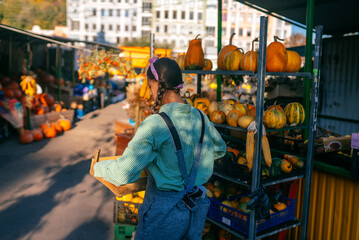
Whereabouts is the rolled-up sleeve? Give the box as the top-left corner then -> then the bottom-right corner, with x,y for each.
94,117 -> 157,186
208,120 -> 226,159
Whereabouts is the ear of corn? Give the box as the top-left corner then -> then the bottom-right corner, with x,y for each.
139,78 -> 148,98
262,135 -> 272,167
246,131 -> 254,171
144,84 -> 151,100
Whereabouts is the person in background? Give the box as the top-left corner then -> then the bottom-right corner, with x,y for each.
93,57 -> 226,240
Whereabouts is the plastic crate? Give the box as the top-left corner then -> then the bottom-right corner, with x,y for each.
207,196 -> 295,235
114,224 -> 136,240
113,200 -> 142,225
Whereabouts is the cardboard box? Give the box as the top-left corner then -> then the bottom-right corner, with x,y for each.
321,136 -> 352,152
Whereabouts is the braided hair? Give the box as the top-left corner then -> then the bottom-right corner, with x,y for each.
146,57 -> 183,113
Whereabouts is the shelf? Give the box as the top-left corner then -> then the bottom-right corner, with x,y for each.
214,123 -> 247,132
206,217 -> 301,240
181,70 -> 255,76
213,171 -> 250,188
266,72 -> 312,78
214,123 -> 307,133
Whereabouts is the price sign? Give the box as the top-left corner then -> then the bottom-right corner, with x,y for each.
352,133 -> 359,149
222,217 -> 231,226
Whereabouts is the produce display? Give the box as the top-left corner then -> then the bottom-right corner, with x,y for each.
114,190 -> 146,225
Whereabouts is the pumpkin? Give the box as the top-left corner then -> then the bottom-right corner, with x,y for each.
203,59 -> 213,71
218,103 -> 235,116
41,123 -> 50,130
51,122 -> 63,134
223,48 -> 244,71
208,101 -> 219,116
184,34 -> 205,70
234,103 -> 249,117
267,104 -> 284,112
175,53 -> 186,70
218,33 -> 237,70
19,130 -> 34,144
190,93 -> 199,102
226,110 -> 241,127
248,105 -> 256,117
285,50 -> 302,72
238,115 -> 255,129
43,126 -> 57,138
3,88 -> 14,98
193,97 -> 210,108
284,102 -> 305,125
54,103 -> 62,112
223,99 -> 235,105
195,102 -> 208,115
32,128 -> 43,141
280,160 -> 292,173
240,38 -> 259,72
210,111 -> 226,124
13,89 -> 22,99
57,119 -> 72,131
37,107 -> 46,115
263,109 -> 287,129
266,36 -> 287,72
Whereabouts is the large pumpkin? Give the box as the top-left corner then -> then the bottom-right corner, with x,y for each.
193,97 -> 210,108
19,130 -> 34,144
210,111 -> 226,124
203,59 -> 213,71
184,34 -> 205,70
284,102 -> 305,125
218,103 -> 235,116
57,119 -> 72,131
43,126 -> 57,138
176,53 -> 186,70
240,38 -> 259,72
32,128 -> 43,141
226,110 -> 241,127
266,36 -> 287,72
234,103 -> 249,117
285,50 -> 302,72
195,102 -> 209,115
223,48 -> 243,71
218,33 -> 237,70
263,109 -> 287,129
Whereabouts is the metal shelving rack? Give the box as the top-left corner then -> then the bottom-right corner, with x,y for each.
182,16 -> 323,240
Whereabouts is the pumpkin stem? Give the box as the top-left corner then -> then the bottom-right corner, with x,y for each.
195,34 -> 200,39
235,48 -> 244,54
229,33 -> 236,45
274,36 -> 285,42
251,38 -> 259,52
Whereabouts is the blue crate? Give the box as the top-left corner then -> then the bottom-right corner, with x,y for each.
207,196 -> 295,235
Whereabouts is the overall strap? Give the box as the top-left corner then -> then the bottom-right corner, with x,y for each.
159,109 -> 205,191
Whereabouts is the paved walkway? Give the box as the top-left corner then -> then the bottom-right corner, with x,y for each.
0,101 -> 131,240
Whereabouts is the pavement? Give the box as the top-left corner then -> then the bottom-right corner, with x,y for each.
0,101 -> 131,240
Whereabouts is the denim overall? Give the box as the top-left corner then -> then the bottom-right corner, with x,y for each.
134,110 -> 210,240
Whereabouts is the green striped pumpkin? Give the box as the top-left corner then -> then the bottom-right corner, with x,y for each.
284,102 -> 305,125
263,109 -> 287,129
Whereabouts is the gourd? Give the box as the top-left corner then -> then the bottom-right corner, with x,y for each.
195,102 -> 209,115
219,103 -> 235,116
51,122 -> 63,134
184,34 -> 205,70
267,104 -> 284,112
175,53 -> 186,70
280,160 -> 292,173
210,111 -> 226,124
223,48 -> 243,71
263,109 -> 287,129
240,38 -> 259,72
238,115 -> 254,129
223,99 -> 235,105
266,36 -> 287,72
284,154 -> 304,168
234,103 -> 249,117
193,97 -> 210,108
208,101 -> 219,116
57,119 -> 72,131
284,102 -> 305,125
285,50 -> 302,72
203,59 -> 213,71
248,105 -> 256,117
226,110 -> 241,127
19,129 -> 34,144
218,33 -> 237,70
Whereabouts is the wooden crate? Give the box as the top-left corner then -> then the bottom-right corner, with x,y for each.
114,120 -> 134,155
30,110 -> 74,129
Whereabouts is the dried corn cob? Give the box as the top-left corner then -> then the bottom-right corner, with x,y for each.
262,135 -> 272,167
246,130 -> 254,171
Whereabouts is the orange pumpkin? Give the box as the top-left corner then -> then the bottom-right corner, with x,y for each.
263,109 -> 287,129
218,33 -> 237,70
184,34 -> 205,70
234,103 -> 249,117
226,110 -> 241,127
175,53 -> 186,71
240,38 -> 259,72
266,36 -> 287,72
54,103 -> 62,112
247,105 -> 256,117
223,48 -> 244,71
285,50 -> 302,72
210,111 -> 226,124
195,102 -> 208,115
193,97 -> 210,108
51,122 -> 63,134
267,104 -> 284,112
57,119 -> 72,131
43,126 -> 57,138
19,130 -> 34,144
203,59 -> 213,71
37,107 -> 45,115
41,123 -> 50,130
32,128 -> 43,141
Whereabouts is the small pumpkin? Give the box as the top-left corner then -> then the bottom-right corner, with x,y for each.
234,103 -> 249,117
263,109 -> 287,129
218,33 -> 237,70
32,128 -> 43,141
190,93 -> 199,102
41,123 -> 50,130
240,38 -> 259,72
210,111 -> 226,124
175,53 -> 186,70
218,103 -> 235,116
285,50 -> 302,72
54,103 -> 62,112
208,101 -> 219,116
238,115 -> 255,129
226,110 -> 241,127
203,59 -> 213,71
267,104 -> 284,112
248,105 -> 256,117
43,126 -> 57,138
19,129 -> 34,144
195,102 -> 208,115
266,36 -> 287,72
57,119 -> 72,131
284,102 -> 305,125
223,48 -> 244,71
193,97 -> 210,108
184,34 -> 205,70
51,122 -> 63,134
280,160 -> 292,173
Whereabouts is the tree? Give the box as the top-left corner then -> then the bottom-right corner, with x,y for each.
285,33 -> 306,47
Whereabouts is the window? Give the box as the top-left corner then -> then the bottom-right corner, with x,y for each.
133,11 -> 137,17
231,14 -> 235,22
85,23 -> 89,30
85,36 -> 88,41
117,37 -> 120,44
231,27 -> 235,34
180,26 -> 185,34
239,28 -> 243,36
189,26 -> 193,34
256,15 -> 260,23
181,11 -> 185,19
71,20 -> 79,30
101,9 -> 105,16
101,24 -> 104,31
206,40 -> 214,47
198,12 -> 202,21
206,26 -> 215,36
125,25 -> 129,31
125,10 -> 129,17
117,9 -> 121,17
109,9 -> 113,16
223,13 -> 227,21
143,2 -> 152,10
93,24 -> 96,30
164,25 -> 168,33
165,11 -> 168,19
142,17 -> 151,26
247,14 -> 252,23
117,25 -> 120,31
173,11 -> 177,19
247,29 -> 251,37
170,25 -> 176,34
239,14 -> 244,22
134,0 -> 137,3
93,36 -> 97,41
222,27 -> 226,35
118,0 -> 120,2
93,8 -> 97,16
189,11 -> 193,20
109,25 -> 113,30
132,26 -> 136,31
156,11 -> 160,18
156,26 -> 160,33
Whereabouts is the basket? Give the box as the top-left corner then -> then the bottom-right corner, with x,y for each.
207,196 -> 295,235
113,200 -> 142,225
114,225 -> 136,240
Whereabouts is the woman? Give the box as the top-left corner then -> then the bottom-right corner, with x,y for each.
93,57 -> 226,239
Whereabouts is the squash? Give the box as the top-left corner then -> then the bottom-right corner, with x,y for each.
238,115 -> 254,129
263,109 -> 287,129
32,128 -> 43,141
184,34 -> 205,70
54,103 -> 62,112
41,123 -> 50,130
218,103 -> 235,116
280,160 -> 292,173
51,122 -> 63,134
210,111 -> 226,124
175,53 -> 186,70
234,103 -> 249,117
57,119 -> 72,131
208,101 -> 219,116
223,99 -> 235,105
248,105 -> 256,117
226,110 -> 241,127
284,102 -> 305,125
203,59 -> 213,71
195,102 -> 208,115
193,97 -> 210,107
43,126 -> 57,138
218,33 -> 237,70
285,50 -> 302,72
267,104 -> 284,112
284,154 -> 304,168
190,93 -> 199,102
19,129 -> 33,144
266,36 -> 287,72
223,48 -> 244,71
240,38 -> 259,72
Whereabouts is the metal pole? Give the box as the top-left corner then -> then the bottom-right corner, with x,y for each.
56,45 -> 62,102
8,34 -> 12,76
197,74 -> 202,95
248,16 -> 268,240
71,49 -> 76,86
303,0 -> 314,138
216,0 -> 222,102
150,33 -> 155,58
26,42 -> 32,130
301,25 -> 323,240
